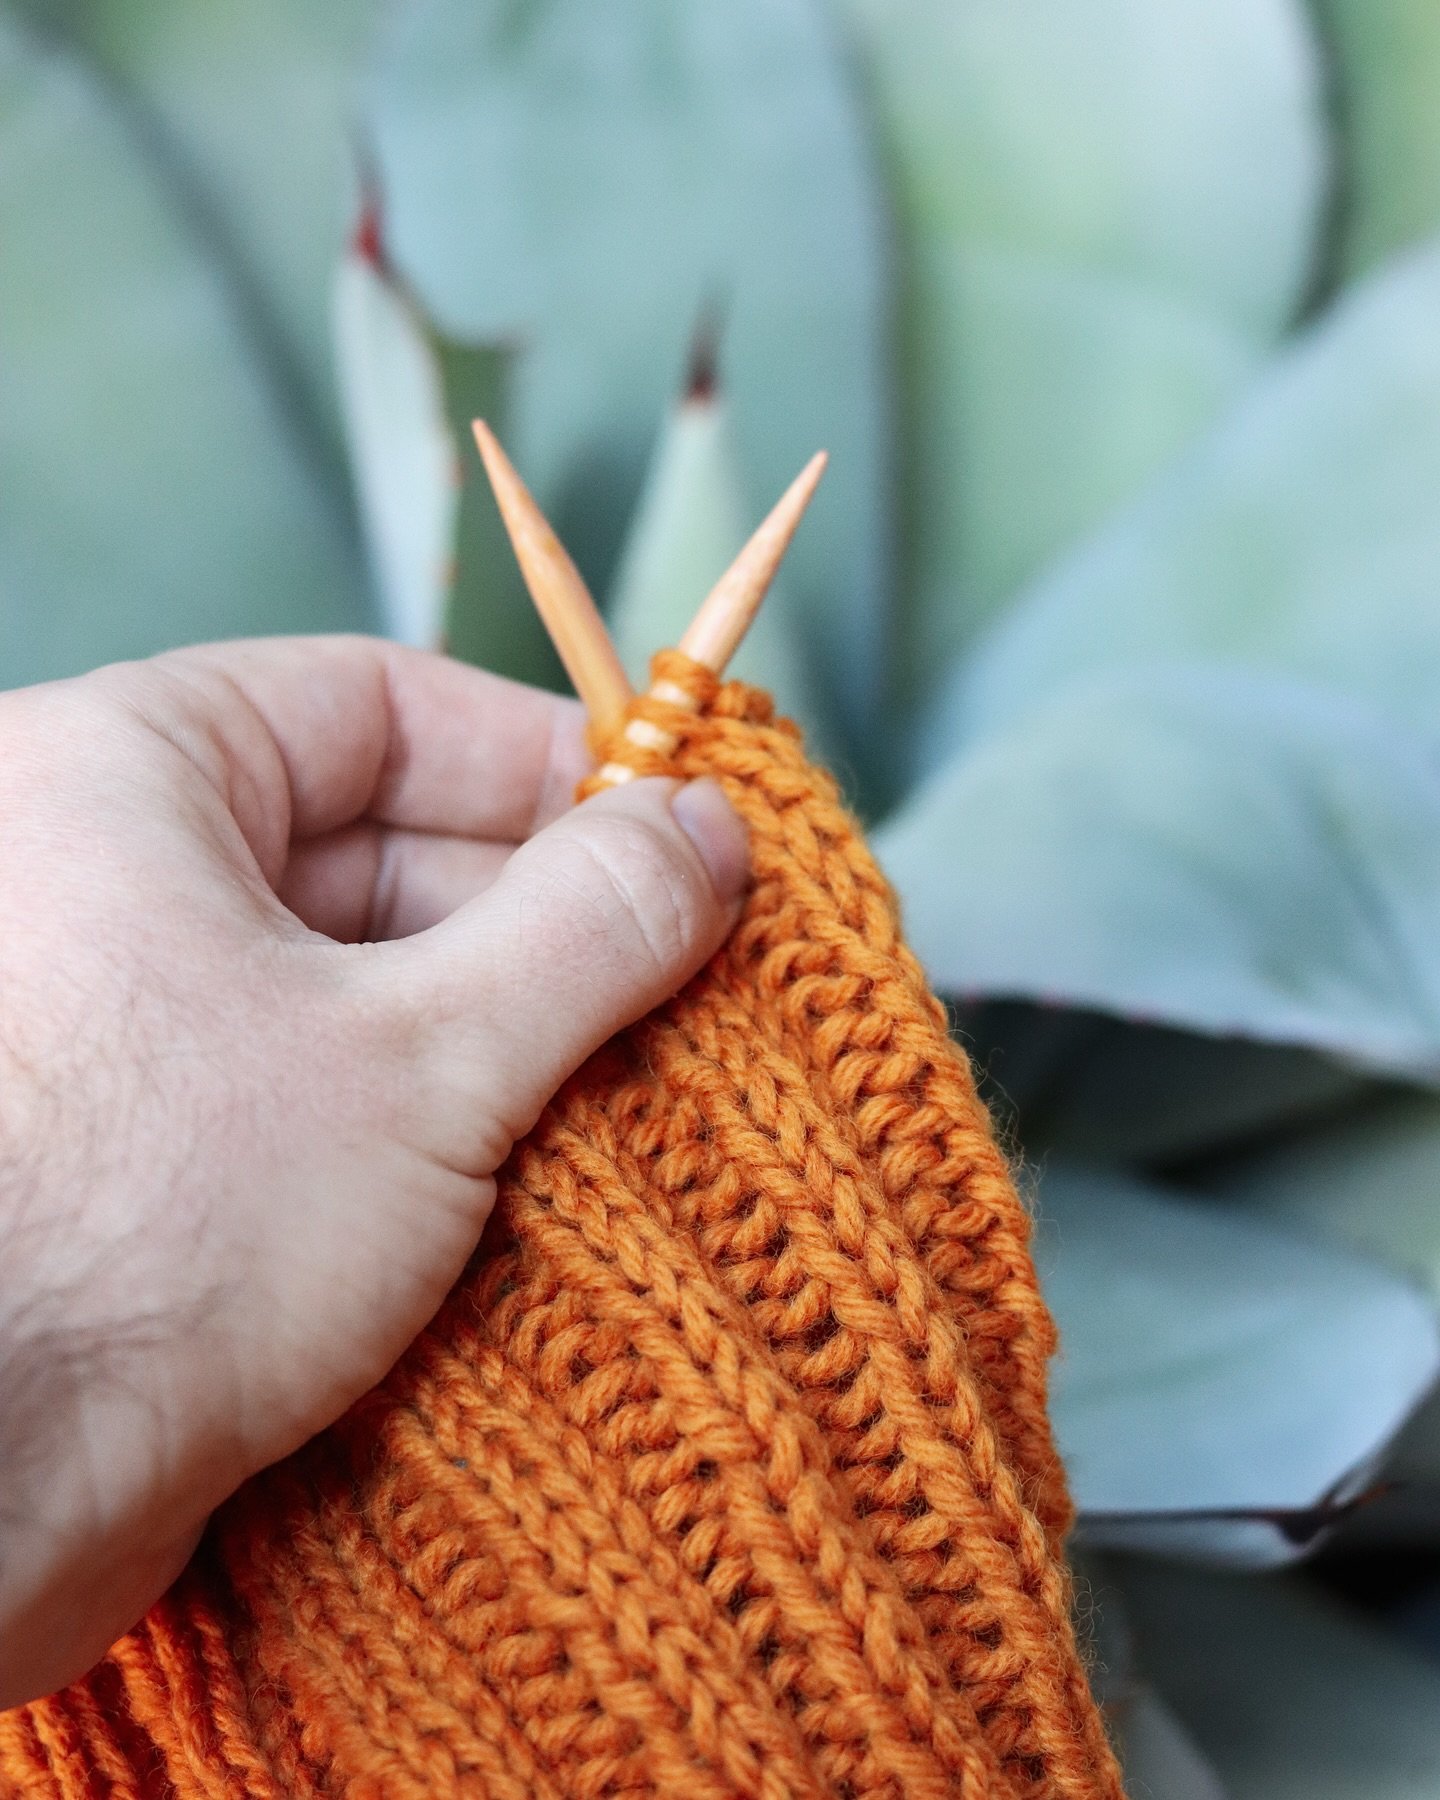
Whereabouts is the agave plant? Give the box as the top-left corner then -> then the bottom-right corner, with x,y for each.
8,0 -> 1440,1789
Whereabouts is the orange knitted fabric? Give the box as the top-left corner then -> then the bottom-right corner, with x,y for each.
0,656 -> 1123,1800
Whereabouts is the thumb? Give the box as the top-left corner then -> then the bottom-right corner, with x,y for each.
386,776 -> 749,1171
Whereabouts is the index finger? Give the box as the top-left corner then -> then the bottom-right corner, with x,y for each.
151,635 -> 591,845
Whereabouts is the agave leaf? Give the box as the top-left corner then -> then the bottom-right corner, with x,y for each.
334,234 -> 457,650
1035,1164 -> 1439,1556
892,246 -> 1256,696
367,0 -> 889,744
1116,1560 -> 1440,1797
606,372 -> 820,743
434,343 -> 564,688
1113,1689 -> 1230,1800
334,228 -> 562,687
957,1000 -> 1369,1165
1384,1387 -> 1440,1504
1198,1087 -> 1440,1524
1075,1561 -> 1230,1798
17,0 -> 381,469
878,671 -> 1440,1076
838,0 -> 1326,701
0,15 -> 366,685
1316,1386 -> 1440,1544
1080,1500 -> 1389,1571
1314,0 -> 1440,281
942,237 -> 1440,759
1199,1087 -> 1440,1299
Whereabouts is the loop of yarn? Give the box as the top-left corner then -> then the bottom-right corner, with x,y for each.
1,662 -> 1123,1800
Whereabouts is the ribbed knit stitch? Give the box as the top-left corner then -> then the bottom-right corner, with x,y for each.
0,656 -> 1124,1799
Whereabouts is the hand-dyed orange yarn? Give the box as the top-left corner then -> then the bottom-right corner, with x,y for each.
0,654 -> 1123,1800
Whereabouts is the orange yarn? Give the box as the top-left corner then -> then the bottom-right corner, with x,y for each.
0,655 -> 1123,1800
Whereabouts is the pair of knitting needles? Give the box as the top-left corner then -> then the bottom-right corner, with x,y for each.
470,420 -> 826,781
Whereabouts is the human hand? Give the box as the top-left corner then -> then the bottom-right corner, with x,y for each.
0,635 -> 748,1709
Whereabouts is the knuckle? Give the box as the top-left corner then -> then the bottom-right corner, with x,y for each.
564,812 -> 707,979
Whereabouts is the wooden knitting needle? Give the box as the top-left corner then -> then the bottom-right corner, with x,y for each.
471,419 -> 634,735
675,450 -> 827,676
597,450 -> 828,784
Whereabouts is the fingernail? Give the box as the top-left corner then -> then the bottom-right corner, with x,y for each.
671,778 -> 750,903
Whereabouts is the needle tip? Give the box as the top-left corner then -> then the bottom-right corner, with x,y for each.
677,449 -> 829,676
469,419 -> 633,733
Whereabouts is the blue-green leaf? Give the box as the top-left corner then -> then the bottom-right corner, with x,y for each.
334,230 -> 560,687
1314,0 -> 1440,281
1114,1690 -> 1229,1800
0,15 -> 366,686
942,237 -> 1440,758
1117,1560 -> 1440,1797
334,234 -> 457,650
1078,1560 -> 1230,1799
839,0 -> 1326,701
368,0 -> 890,743
1198,1086 -> 1440,1523
1035,1165 -> 1439,1547
878,672 -> 1440,1075
1385,1387 -> 1440,1508
1201,1088 -> 1440,1300
18,0 -> 381,468
958,1001 -> 1370,1165
434,347 -> 563,688
606,374 -> 821,744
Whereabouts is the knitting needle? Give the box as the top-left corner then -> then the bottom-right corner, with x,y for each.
597,450 -> 828,784
471,419 -> 634,736
677,450 -> 827,676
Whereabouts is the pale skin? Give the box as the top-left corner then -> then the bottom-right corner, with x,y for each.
0,634 -> 749,1711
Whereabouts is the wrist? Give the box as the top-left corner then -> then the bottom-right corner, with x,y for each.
0,1280 -> 217,1707
0,1101 -> 222,1705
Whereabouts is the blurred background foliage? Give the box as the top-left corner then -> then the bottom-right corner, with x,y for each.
6,0 -> 1440,1788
